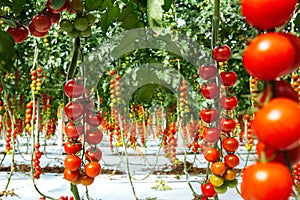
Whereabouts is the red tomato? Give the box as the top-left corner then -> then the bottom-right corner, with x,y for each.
64,101 -> 84,121
224,154 -> 239,168
64,122 -> 83,139
220,95 -> 238,110
7,25 -> 29,44
284,32 -> 300,68
63,169 -> 80,182
79,174 -> 94,186
241,0 -> 297,30
256,141 -> 300,166
85,162 -> 101,177
223,168 -> 236,181
252,98 -> 300,150
220,71 -> 237,87
86,130 -> 103,145
241,162 -> 293,200
46,0 -> 69,13
201,182 -> 216,197
212,45 -> 231,62
222,137 -> 239,153
211,161 -> 226,176
200,107 -> 218,123
204,147 -> 219,162
64,79 -> 84,98
203,127 -> 220,143
243,32 -> 298,80
218,118 -> 236,133
85,147 -> 103,162
64,141 -> 82,155
258,80 -> 298,104
201,83 -> 218,99
29,23 -> 48,38
199,65 -> 218,80
45,10 -> 61,24
31,14 -> 52,32
64,155 -> 81,171
85,110 -> 103,127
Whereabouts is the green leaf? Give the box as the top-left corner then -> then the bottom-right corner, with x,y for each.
85,0 -> 103,11
120,14 -> 143,30
147,0 -> 163,29
162,0 -> 172,12
0,0 -> 12,7
118,4 -> 134,21
295,13 -> 300,31
51,0 -> 66,9
0,30 -> 15,73
11,0 -> 26,15
108,6 -> 120,22
2,18 -> 17,28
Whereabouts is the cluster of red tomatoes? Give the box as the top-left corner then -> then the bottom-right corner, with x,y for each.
6,0 -> 69,43
162,122 -> 178,163
33,143 -> 43,179
240,0 -> 300,199
198,43 -> 241,199
63,79 -> 103,186
293,161 -> 300,189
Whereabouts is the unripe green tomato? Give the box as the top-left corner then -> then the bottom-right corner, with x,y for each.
74,17 -> 88,31
60,19 -> 73,33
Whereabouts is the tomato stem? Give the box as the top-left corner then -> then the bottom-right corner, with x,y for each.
211,0 -> 220,49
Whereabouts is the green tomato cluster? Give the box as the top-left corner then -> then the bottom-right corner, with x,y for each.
60,13 -> 96,38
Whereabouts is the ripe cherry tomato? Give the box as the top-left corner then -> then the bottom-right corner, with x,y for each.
204,147 -> 219,162
64,101 -> 84,121
223,168 -> 236,181
243,32 -> 298,80
64,141 -> 82,155
241,162 -> 293,200
45,10 -> 61,24
218,118 -> 236,133
201,182 -> 216,197
220,95 -> 238,110
31,14 -> 52,32
7,25 -> 29,44
85,147 -> 102,162
64,122 -> 83,139
85,110 -> 103,127
258,80 -> 298,104
29,23 -> 48,38
64,79 -> 84,98
79,174 -> 94,186
252,98 -> 300,150
256,141 -> 300,166
86,130 -> 103,145
222,137 -> 239,153
241,0 -> 297,30
199,65 -> 218,80
211,161 -> 226,176
220,71 -> 237,87
224,154 -> 239,168
64,155 -> 81,171
63,169 -> 80,182
200,108 -> 218,123
85,162 -> 101,177
46,0 -> 69,13
212,45 -> 231,62
201,83 -> 218,99
203,127 -> 220,143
